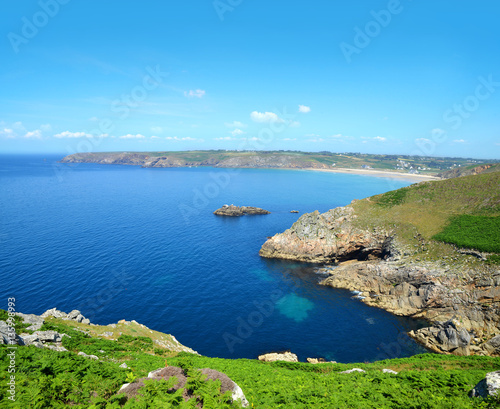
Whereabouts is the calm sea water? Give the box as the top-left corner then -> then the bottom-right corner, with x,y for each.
0,154 -> 428,362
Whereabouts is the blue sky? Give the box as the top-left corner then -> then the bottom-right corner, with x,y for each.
1,0 -> 499,158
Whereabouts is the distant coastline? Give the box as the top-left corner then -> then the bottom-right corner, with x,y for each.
59,151 -> 455,181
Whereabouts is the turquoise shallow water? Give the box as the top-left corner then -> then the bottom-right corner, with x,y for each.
0,154 -> 428,362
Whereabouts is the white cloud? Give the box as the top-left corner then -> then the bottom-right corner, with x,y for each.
282,138 -> 297,141
329,133 -> 354,140
165,136 -> 199,141
184,89 -> 206,98
54,131 -> 93,138
151,135 -> 161,139
1,122 -> 51,139
12,122 -> 25,132
289,121 -> 300,128
361,136 -> 387,142
119,134 -> 145,139
298,105 -> 311,113
415,138 -> 432,145
250,111 -> 284,123
88,117 -> 99,122
453,139 -> 467,144
215,136 -> 236,141
1,128 -> 15,138
151,126 -> 163,133
431,128 -> 447,137
307,138 -> 325,143
225,121 -> 247,128
231,128 -> 245,136
24,130 -> 42,139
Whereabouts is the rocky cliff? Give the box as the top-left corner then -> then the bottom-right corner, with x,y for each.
60,152 -> 332,170
1,307 -> 197,355
318,260 -> 500,356
259,206 -> 393,263
259,173 -> 500,357
436,163 -> 499,179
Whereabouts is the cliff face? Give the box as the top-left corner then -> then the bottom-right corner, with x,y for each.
318,260 -> 500,356
259,202 -> 500,357
436,164 -> 498,179
60,152 -> 332,170
259,206 -> 392,263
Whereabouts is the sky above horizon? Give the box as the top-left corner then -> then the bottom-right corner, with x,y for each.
1,1 -> 499,158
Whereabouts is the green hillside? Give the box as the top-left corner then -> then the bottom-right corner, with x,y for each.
1,317 -> 500,408
353,169 -> 500,263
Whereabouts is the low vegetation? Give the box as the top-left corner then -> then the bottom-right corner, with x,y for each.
354,169 -> 500,263
1,318 -> 500,408
433,215 -> 500,254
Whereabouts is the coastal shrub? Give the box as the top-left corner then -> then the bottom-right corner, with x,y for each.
2,344 -> 500,408
433,215 -> 500,253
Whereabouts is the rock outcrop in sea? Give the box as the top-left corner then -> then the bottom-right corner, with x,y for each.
259,205 -> 500,357
214,205 -> 270,216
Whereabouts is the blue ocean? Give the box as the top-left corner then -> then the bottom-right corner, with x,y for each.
0,154 -> 428,362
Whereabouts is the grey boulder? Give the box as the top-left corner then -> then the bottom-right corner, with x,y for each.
470,371 -> 500,398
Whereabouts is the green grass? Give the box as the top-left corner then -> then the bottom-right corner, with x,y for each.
433,215 -> 500,253
377,188 -> 409,207
353,170 -> 500,260
2,318 -> 500,408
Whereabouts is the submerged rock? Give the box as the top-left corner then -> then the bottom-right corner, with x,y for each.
214,205 -> 270,216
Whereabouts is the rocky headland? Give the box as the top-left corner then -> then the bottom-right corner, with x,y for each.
1,307 -> 197,355
214,205 -> 270,216
60,152 -> 333,170
259,172 -> 500,357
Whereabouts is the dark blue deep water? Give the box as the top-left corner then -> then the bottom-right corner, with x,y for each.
0,154 -> 428,362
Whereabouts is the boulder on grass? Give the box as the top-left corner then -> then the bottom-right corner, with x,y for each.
470,371 -> 500,398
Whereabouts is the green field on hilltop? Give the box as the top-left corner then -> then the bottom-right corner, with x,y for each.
352,169 -> 500,261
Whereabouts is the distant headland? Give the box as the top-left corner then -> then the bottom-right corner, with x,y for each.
60,150 -> 498,181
